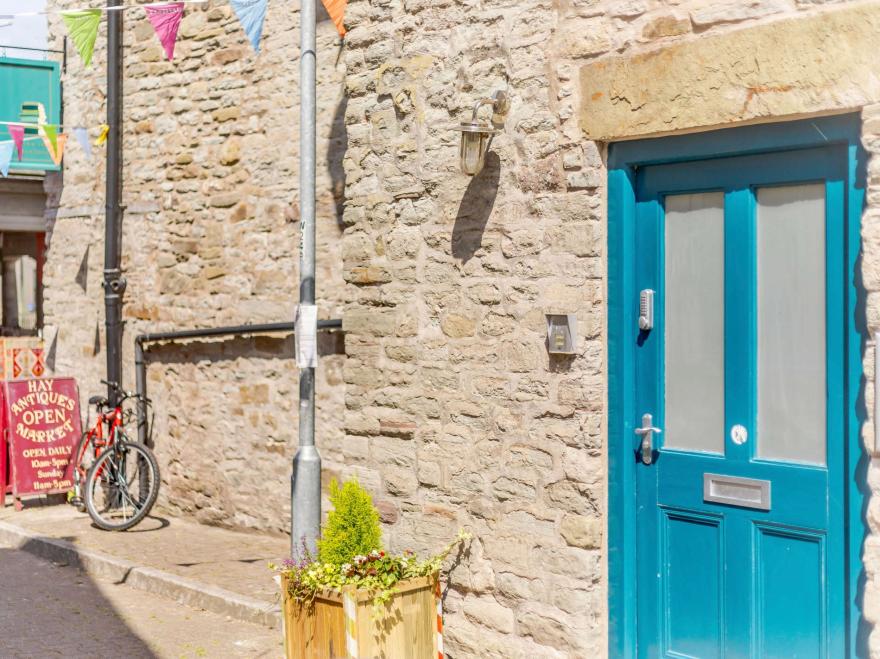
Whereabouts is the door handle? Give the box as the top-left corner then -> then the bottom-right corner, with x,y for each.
634,413 -> 661,465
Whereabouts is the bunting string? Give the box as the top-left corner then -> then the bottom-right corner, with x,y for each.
1,0 -> 347,66
2,1 -> 209,17
0,119 -> 69,128
0,135 -> 59,145
0,0 -> 349,171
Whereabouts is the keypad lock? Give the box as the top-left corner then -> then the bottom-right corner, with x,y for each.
639,289 -> 654,331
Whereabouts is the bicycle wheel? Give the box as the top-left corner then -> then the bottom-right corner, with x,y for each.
84,440 -> 160,531
70,432 -> 97,512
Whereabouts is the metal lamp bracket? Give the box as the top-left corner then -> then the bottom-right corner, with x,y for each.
471,90 -> 510,130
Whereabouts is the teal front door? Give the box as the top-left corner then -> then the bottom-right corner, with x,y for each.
630,144 -> 850,657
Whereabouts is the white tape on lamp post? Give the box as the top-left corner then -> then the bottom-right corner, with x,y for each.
295,303 -> 318,369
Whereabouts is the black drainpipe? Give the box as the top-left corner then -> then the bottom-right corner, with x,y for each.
103,1 -> 125,406
133,319 -> 343,448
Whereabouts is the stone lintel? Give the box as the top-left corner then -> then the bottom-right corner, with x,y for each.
579,3 -> 880,140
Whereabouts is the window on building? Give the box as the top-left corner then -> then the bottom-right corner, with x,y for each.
0,179 -> 46,336
0,232 -> 42,334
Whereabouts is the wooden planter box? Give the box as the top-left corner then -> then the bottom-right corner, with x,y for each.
281,573 -> 442,659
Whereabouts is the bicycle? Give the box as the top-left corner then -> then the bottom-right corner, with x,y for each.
69,380 -> 160,531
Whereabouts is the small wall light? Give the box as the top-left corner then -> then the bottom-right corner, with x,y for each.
454,90 -> 510,176
546,314 -> 577,355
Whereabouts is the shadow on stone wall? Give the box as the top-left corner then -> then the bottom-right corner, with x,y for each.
452,151 -> 501,263
144,332 -> 345,368
846,144 -> 874,657
328,91 -> 348,229
75,244 -> 89,293
855,246 -> 874,656
42,171 -> 62,246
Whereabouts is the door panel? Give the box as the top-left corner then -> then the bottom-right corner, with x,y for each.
634,146 -> 846,658
662,509 -> 723,658
755,525 -> 825,659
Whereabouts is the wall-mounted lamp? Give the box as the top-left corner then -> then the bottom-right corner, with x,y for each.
453,90 -> 510,176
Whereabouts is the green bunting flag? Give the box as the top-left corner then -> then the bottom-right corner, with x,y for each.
61,10 -> 102,68
41,124 -> 59,153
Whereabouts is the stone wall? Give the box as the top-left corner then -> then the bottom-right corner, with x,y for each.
338,0 -> 875,657
860,102 -> 880,652
41,0 -> 880,655
44,1 -> 348,533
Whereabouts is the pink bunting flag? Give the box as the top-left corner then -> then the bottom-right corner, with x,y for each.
7,124 -> 24,161
145,3 -> 185,61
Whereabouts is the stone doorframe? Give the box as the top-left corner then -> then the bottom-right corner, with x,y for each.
587,4 -> 880,656
579,2 -> 880,142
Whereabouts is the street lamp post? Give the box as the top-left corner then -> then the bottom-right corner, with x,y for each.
291,0 -> 320,561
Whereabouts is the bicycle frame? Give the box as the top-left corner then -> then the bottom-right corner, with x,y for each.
73,403 -> 126,492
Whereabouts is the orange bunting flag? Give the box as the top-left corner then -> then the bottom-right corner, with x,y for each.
46,134 -> 68,166
40,125 -> 67,165
321,0 -> 347,37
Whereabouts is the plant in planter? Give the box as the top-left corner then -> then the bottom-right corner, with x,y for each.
275,478 -> 469,659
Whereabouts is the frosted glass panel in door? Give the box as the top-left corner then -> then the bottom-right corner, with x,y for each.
757,184 -> 826,466
664,193 -> 725,454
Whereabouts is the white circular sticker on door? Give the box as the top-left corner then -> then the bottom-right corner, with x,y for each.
730,424 -> 748,445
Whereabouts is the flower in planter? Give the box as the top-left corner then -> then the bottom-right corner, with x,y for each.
275,477 -> 472,617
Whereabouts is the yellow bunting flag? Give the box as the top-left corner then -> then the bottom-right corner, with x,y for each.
321,0 -> 347,37
95,124 -> 110,146
61,10 -> 102,68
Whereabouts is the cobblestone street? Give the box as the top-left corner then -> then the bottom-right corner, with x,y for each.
0,542 -> 282,658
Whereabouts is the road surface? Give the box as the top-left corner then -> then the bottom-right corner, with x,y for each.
0,542 -> 282,658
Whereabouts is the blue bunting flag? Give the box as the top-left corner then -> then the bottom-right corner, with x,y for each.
229,0 -> 268,53
0,141 -> 13,177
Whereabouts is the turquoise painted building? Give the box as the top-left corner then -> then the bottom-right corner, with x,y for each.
0,56 -> 61,173
0,55 -> 60,334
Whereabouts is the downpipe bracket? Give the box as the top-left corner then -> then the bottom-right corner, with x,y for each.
102,270 -> 128,296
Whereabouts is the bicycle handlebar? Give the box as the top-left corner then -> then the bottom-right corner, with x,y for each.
96,380 -> 151,406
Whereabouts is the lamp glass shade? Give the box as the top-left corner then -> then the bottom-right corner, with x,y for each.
460,131 -> 488,175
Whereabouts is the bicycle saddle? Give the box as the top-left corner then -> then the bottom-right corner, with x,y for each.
89,395 -> 109,407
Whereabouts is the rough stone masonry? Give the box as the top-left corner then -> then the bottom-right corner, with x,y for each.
338,0 -> 880,656
43,0 -> 880,656
45,1 -> 348,532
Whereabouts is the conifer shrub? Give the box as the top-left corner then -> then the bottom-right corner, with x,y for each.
316,478 -> 383,565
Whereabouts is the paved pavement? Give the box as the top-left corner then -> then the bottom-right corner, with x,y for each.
0,542 -> 283,658
0,502 -> 288,605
